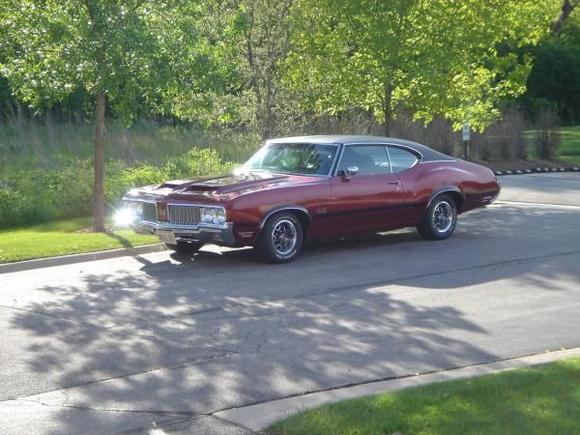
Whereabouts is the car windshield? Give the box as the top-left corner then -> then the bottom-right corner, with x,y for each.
244,143 -> 338,176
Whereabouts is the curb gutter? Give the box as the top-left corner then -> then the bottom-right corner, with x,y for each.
214,347 -> 580,431
0,243 -> 165,274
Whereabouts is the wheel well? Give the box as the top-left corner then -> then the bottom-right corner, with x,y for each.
260,208 -> 311,238
439,191 -> 463,212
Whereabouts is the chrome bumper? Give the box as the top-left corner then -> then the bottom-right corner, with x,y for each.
132,219 -> 236,246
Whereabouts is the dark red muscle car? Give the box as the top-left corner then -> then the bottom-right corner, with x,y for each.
118,135 -> 500,263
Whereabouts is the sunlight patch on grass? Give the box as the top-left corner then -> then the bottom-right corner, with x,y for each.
0,217 -> 158,263
269,357 -> 580,435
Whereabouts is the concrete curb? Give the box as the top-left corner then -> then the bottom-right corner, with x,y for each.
0,243 -> 165,274
214,347 -> 580,431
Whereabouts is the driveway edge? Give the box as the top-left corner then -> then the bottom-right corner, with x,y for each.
214,347 -> 580,431
0,243 -> 165,274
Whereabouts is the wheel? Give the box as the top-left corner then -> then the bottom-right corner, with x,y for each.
417,194 -> 457,240
255,211 -> 304,264
165,240 -> 204,254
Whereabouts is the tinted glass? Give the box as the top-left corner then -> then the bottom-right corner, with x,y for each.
245,143 -> 337,175
388,147 -> 419,173
337,145 -> 390,175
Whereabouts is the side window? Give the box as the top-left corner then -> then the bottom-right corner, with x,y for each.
388,147 -> 419,173
337,145 -> 390,175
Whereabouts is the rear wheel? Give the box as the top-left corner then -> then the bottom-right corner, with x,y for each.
165,240 -> 204,254
255,211 -> 304,264
417,194 -> 457,240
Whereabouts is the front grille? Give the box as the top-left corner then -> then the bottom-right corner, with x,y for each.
142,202 -> 157,222
168,205 -> 201,226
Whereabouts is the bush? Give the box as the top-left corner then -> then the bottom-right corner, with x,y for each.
0,188 -> 41,228
0,147 -> 235,229
164,148 -> 235,179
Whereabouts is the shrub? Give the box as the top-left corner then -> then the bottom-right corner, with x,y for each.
106,162 -> 166,202
47,163 -> 94,219
0,188 -> 41,228
0,147 -> 235,229
164,148 -> 234,179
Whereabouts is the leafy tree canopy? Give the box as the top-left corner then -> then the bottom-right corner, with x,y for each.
287,0 -> 559,132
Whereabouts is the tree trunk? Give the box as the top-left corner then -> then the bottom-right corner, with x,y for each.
552,0 -> 577,35
93,91 -> 106,232
383,83 -> 393,137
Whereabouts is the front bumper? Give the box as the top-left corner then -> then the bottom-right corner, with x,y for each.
132,219 -> 236,246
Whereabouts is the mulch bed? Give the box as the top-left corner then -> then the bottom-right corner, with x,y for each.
472,159 -> 580,176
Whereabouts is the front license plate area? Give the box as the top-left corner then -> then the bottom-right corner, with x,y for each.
157,230 -> 176,245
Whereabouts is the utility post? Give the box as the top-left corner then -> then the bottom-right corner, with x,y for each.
462,123 -> 471,160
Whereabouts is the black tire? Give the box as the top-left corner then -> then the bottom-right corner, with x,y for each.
417,194 -> 458,240
255,211 -> 304,264
165,240 -> 204,254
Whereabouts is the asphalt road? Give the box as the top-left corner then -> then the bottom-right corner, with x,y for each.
1,172 -> 579,434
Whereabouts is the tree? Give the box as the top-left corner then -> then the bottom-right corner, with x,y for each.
287,0 -> 559,135
525,5 -> 580,124
0,0 -> 195,231
552,0 -> 579,35
176,0 -> 296,139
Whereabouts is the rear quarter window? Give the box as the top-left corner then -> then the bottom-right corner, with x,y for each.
388,147 -> 420,173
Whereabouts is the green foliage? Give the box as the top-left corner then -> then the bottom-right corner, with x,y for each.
287,0 -> 559,132
0,189 -> 38,228
164,148 -> 235,179
525,10 -> 580,125
0,0 -> 198,121
0,147 -> 234,229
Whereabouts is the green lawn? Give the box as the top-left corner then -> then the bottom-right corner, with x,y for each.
557,125 -> 580,164
269,357 -> 580,435
0,217 -> 158,263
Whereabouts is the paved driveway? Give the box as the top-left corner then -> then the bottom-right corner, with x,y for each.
0,173 -> 579,434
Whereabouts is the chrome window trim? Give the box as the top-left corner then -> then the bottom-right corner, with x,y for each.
420,159 -> 458,164
246,142 -> 341,177
333,142 -> 422,176
386,144 -> 421,173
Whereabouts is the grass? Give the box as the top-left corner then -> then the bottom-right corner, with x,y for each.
557,125 -> 580,164
0,217 -> 158,263
269,357 -> 580,435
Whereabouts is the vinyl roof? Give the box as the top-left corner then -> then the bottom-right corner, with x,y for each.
266,135 -> 456,162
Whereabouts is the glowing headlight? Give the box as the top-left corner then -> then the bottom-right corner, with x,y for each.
114,202 -> 141,227
200,207 -> 226,226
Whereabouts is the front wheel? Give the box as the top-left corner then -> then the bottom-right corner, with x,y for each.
417,194 -> 458,240
255,212 -> 304,264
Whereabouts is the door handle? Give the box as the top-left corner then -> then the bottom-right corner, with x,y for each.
388,180 -> 401,185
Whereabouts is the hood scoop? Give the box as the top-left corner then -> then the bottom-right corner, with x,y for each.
184,184 -> 219,192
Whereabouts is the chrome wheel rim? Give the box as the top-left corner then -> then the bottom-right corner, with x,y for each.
433,201 -> 454,233
271,219 -> 297,256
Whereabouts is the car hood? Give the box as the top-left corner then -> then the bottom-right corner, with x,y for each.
126,171 -> 324,202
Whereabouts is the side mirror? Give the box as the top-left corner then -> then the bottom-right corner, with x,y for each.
339,166 -> 359,181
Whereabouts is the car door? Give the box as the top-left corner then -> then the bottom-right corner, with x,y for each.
386,145 -> 422,225
324,144 -> 406,236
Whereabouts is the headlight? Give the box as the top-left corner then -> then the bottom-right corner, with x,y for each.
114,201 -> 142,227
201,207 -> 226,226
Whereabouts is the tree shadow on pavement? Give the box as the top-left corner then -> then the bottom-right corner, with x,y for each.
4,204 -> 580,433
